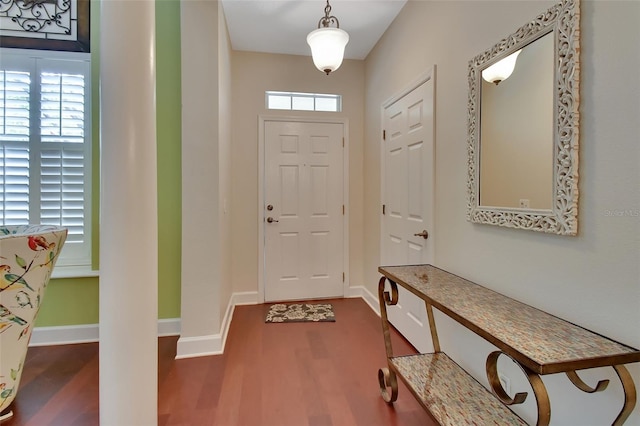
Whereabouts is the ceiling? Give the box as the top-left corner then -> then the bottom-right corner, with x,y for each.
221,0 -> 408,60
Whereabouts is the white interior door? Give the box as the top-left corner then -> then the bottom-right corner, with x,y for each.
381,72 -> 435,353
264,120 -> 344,302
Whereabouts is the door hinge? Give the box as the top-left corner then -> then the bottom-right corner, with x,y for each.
382,204 -> 386,215
342,272 -> 345,282
342,205 -> 345,215
383,130 -> 386,140
342,137 -> 345,147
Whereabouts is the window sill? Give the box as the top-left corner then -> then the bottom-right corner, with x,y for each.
51,265 -> 99,279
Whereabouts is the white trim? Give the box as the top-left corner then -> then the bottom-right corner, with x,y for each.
258,116 -> 266,304
51,266 -> 99,279
175,291 -> 259,359
382,68 -> 436,109
27,291 -> 388,356
0,47 -> 91,61
28,292 -> 261,353
158,318 -> 181,337
29,318 -> 182,347
231,290 -> 260,306
258,115 -> 350,303
29,323 -> 99,346
342,120 -> 351,296
347,285 -> 380,316
174,334 -> 222,359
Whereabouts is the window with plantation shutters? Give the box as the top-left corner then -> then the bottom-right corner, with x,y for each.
0,51 -> 92,269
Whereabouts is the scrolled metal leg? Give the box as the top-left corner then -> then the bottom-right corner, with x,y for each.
486,351 -> 551,426
378,276 -> 399,308
612,365 -> 636,426
378,367 -> 398,403
565,365 -> 635,425
566,370 -> 609,393
377,276 -> 400,403
486,351 -> 528,405
378,277 -> 399,360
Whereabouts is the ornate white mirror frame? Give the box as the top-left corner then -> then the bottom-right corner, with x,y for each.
467,0 -> 580,235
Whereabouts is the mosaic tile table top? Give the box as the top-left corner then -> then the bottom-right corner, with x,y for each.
391,353 -> 527,425
379,264 -> 640,374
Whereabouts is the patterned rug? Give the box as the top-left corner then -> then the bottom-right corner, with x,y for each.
265,303 -> 336,323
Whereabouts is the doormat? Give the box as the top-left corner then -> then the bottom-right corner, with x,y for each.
265,303 -> 335,323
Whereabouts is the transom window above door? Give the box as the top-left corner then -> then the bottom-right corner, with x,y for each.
265,91 -> 342,112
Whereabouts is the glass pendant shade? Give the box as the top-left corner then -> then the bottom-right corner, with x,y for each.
307,27 -> 349,75
482,50 -> 522,85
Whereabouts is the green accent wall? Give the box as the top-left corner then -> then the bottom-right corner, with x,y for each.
156,0 -> 182,319
36,0 -> 182,327
36,277 -> 100,325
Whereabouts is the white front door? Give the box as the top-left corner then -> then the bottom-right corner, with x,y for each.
263,120 -> 344,302
381,71 -> 436,353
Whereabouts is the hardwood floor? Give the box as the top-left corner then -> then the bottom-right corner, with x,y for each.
3,298 -> 436,426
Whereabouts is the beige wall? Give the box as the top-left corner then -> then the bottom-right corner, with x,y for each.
230,52 -> 365,295
364,1 -> 639,424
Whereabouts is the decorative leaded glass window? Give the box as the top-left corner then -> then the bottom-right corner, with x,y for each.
0,0 -> 90,52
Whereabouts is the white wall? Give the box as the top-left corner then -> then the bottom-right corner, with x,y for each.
179,0 -> 233,357
218,1 -> 234,322
230,52 -> 365,298
364,1 -> 640,424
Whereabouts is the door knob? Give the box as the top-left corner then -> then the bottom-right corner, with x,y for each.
267,217 -> 279,223
414,230 -> 429,239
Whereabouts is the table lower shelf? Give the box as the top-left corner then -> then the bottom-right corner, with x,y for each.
389,352 -> 527,425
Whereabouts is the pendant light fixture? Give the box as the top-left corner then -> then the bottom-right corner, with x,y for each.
307,0 -> 349,75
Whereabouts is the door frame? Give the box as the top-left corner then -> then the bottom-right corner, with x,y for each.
258,115 -> 350,303
380,66 -> 436,266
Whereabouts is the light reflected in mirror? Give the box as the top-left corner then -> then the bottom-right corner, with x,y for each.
479,33 -> 554,210
482,49 -> 521,85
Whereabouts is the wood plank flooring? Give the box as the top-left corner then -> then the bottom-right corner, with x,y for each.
2,298 -> 436,426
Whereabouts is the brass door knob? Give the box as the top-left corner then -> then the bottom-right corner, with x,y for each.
414,230 -> 429,239
267,217 -> 279,223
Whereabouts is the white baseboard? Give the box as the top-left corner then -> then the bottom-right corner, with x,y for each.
28,289 -> 381,353
230,291 -> 260,306
158,318 -> 181,336
174,334 -> 223,359
30,323 -> 99,347
29,318 -> 182,347
175,291 -> 259,359
347,285 -> 380,316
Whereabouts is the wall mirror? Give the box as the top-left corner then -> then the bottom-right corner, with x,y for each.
467,0 -> 580,235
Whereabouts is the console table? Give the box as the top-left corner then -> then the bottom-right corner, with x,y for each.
377,264 -> 640,425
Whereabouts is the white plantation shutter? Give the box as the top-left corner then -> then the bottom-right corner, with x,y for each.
39,69 -> 87,247
40,147 -> 86,240
0,70 -> 31,225
0,52 -> 91,268
0,143 -> 30,224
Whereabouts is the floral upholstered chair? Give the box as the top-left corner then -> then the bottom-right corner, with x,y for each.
0,225 -> 67,420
